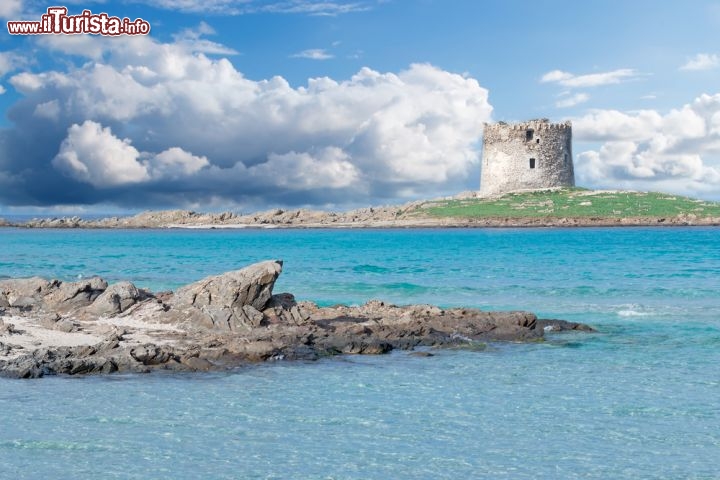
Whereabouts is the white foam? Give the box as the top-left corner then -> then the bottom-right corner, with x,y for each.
617,309 -> 652,317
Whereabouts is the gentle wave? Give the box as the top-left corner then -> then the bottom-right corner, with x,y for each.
352,264 -> 391,274
0,440 -> 115,452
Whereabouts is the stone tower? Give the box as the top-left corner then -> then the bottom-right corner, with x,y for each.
479,119 -> 574,196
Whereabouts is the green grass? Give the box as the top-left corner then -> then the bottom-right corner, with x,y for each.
417,188 -> 720,219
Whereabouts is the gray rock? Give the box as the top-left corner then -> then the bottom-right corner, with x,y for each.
0,319 -> 21,335
180,356 -> 214,371
243,305 -> 265,327
0,277 -> 56,309
167,260 -> 282,331
45,277 -> 108,311
89,281 -> 143,315
263,293 -> 298,324
536,319 -> 596,332
39,314 -> 78,333
7,296 -> 39,309
130,345 -> 176,365
262,294 -> 314,326
266,292 -> 297,310
409,351 -> 434,357
172,260 -> 281,311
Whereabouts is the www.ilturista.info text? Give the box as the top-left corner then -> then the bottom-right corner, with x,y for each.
7,7 -> 150,35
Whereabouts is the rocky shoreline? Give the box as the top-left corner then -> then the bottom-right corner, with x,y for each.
3,189 -> 719,229
1,207 -> 717,229
0,260 -> 593,378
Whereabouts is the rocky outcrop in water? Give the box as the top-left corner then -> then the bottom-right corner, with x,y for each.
0,261 -> 594,378
166,261 -> 281,331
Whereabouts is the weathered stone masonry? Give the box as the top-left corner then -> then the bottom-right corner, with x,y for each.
480,119 -> 575,196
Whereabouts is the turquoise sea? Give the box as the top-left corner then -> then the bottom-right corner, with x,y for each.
0,227 -> 719,479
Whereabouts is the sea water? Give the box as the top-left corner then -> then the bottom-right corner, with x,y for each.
0,227 -> 718,479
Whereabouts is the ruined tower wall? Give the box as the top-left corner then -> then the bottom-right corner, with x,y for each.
479,120 -> 575,196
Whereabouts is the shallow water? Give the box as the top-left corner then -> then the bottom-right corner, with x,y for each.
1,227 -> 719,478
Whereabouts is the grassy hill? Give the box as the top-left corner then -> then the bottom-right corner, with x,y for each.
416,188 -> 720,219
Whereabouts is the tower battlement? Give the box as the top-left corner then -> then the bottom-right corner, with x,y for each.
480,120 -> 575,196
483,119 -> 572,133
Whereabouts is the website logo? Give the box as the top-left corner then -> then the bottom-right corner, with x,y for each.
7,6 -> 151,36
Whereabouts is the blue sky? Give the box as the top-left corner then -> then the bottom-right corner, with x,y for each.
1,0 -> 719,213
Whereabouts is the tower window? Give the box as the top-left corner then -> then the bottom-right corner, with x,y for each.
526,129 -> 534,141
536,139 -> 540,144
564,152 -> 568,164
529,158 -> 536,169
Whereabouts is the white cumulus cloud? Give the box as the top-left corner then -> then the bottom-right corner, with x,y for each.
247,148 -> 360,189
680,53 -> 720,71
0,0 -> 22,19
33,99 -> 61,120
291,48 -> 334,60
573,93 -> 720,197
53,121 -> 209,188
171,22 -> 239,56
1,32 -> 492,208
541,68 -> 639,88
150,147 -> 210,179
556,93 -> 589,108
53,121 -> 151,188
0,51 -> 24,77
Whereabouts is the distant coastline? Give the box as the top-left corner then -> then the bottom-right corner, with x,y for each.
2,188 -> 719,229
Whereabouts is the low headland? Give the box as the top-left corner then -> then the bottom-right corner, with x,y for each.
0,260 -> 593,378
1,188 -> 719,229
